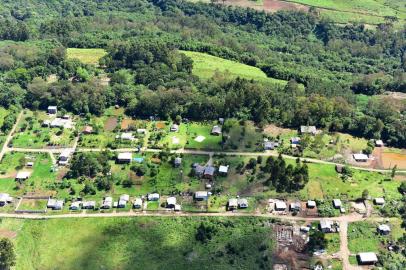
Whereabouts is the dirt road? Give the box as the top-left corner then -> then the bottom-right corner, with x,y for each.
0,111 -> 23,161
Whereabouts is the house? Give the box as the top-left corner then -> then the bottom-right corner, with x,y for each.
353,153 -> 368,162
377,224 -> 391,235
300,125 -> 317,135
194,191 -> 209,201
290,202 -> 301,212
147,193 -> 160,201
204,166 -> 215,179
170,124 -> 179,132
15,171 -> 31,181
117,152 -> 132,163
228,198 -> 238,211
166,197 -> 177,208
133,198 -> 143,209
47,198 -> 64,210
290,137 -> 301,145
118,199 -> 127,208
174,204 -> 181,211
375,140 -> 384,147
42,120 -> 51,127
0,193 -> 12,206
26,161 -> 34,167
333,199 -> 342,209
120,132 -> 134,141
275,200 -> 287,211
59,149 -> 71,166
174,157 -> 182,167
374,197 -> 385,205
69,201 -> 81,211
218,165 -> 229,175
300,226 -> 310,233
120,194 -> 130,202
48,106 -> 57,114
211,125 -> 222,136
82,126 -> 93,134
264,141 -> 279,150
237,198 -> 249,209
50,118 -> 73,129
357,252 -> 378,265
319,220 -> 334,233
62,114 -> 70,120
307,200 -> 316,208
137,129 -> 147,134
82,201 -> 96,209
335,164 -> 343,173
101,197 -> 113,209
193,164 -> 206,177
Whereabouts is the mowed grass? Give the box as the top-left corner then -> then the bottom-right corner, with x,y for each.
9,217 -> 275,270
181,51 -> 287,86
67,48 -> 107,65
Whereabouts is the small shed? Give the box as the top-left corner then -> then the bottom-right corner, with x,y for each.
228,198 -> 238,211
120,133 -> 134,140
333,199 -> 342,209
0,193 -> 12,206
357,252 -> 378,265
170,124 -> 179,132
319,220 -> 334,233
69,201 -> 81,211
374,197 -> 385,205
290,137 -> 301,145
117,152 -> 132,163
174,204 -> 181,211
290,202 -> 301,211
264,141 -> 279,150
83,126 -> 93,134
335,164 -> 343,173
82,201 -> 96,209
118,199 -> 127,208
174,157 -> 182,167
300,125 -> 317,135
211,125 -> 222,136
218,165 -> 229,175
375,140 -> 384,147
377,224 -> 391,235
102,197 -> 113,209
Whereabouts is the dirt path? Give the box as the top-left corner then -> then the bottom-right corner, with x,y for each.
0,111 -> 23,162
339,221 -> 362,270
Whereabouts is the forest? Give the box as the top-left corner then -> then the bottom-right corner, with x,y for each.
0,0 -> 404,146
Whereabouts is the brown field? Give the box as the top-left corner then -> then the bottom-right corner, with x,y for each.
0,228 -> 17,239
121,119 -> 135,130
381,152 -> 406,169
104,117 -> 118,131
156,122 -> 166,129
212,0 -> 308,12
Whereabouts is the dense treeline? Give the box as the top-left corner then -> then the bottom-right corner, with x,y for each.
0,0 -> 405,146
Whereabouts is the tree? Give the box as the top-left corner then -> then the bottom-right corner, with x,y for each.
362,189 -> 369,200
307,230 -> 327,252
391,165 -> 397,178
0,238 -> 16,270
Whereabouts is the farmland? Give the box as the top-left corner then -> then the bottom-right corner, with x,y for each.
1,217 -> 275,270
181,51 -> 288,86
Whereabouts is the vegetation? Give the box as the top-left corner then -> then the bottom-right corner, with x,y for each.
0,238 -> 16,270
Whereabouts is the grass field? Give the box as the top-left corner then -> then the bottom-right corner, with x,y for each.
1,217 -> 275,270
181,51 -> 288,86
66,48 -> 107,66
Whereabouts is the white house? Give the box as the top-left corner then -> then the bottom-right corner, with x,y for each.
319,220 -> 334,233
211,125 -> 222,135
357,252 -> 378,265
120,132 -> 134,140
147,193 -> 160,201
82,201 -> 96,209
374,197 -> 385,205
47,198 -> 64,210
353,153 -> 368,162
0,193 -> 12,206
228,198 -> 238,211
307,200 -> 316,208
59,149 -> 71,166
69,201 -> 81,211
194,191 -> 209,201
237,198 -> 249,209
133,198 -> 143,209
375,140 -> 384,147
274,200 -> 287,211
170,124 -> 179,132
16,171 -> 31,180
333,199 -> 342,209
102,197 -> 113,209
48,106 -> 57,114
166,197 -> 177,208
117,152 -> 132,163
300,125 -> 317,135
218,165 -> 229,175
377,224 -> 391,235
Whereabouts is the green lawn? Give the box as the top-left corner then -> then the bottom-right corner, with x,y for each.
181,51 -> 288,86
186,122 -> 223,151
4,217 -> 275,270
66,48 -> 107,65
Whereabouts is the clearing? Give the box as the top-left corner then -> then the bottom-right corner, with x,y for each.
181,50 -> 288,86
66,48 -> 107,66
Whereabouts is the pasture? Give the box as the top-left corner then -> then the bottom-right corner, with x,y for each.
5,217 -> 275,270
181,50 -> 288,86
66,48 -> 107,65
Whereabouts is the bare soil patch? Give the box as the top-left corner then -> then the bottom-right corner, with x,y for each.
156,122 -> 166,129
264,0 -> 308,12
121,119 -> 135,130
104,117 -> 118,131
0,229 -> 17,239
381,152 -> 406,169
263,124 -> 293,136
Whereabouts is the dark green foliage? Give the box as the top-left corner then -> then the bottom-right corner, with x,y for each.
307,230 -> 327,252
67,152 -> 111,178
0,238 -> 16,270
